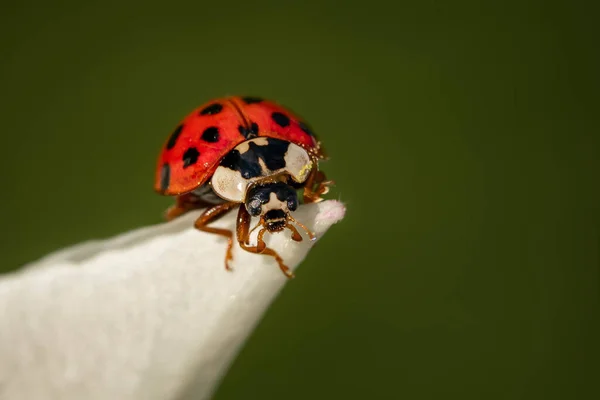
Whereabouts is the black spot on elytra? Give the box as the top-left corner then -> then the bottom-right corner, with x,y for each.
219,137 -> 290,179
241,96 -> 263,104
160,163 -> 170,192
298,121 -> 315,137
271,112 -> 290,128
166,124 -> 183,150
201,126 -> 219,142
182,147 -> 200,168
199,103 -> 223,115
237,122 -> 259,139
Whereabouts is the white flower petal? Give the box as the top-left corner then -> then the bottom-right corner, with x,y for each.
0,200 -> 346,400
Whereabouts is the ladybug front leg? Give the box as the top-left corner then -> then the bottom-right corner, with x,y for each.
303,164 -> 334,204
236,205 -> 294,278
194,202 -> 239,271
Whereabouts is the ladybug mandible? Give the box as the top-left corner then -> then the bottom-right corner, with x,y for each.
154,96 -> 332,278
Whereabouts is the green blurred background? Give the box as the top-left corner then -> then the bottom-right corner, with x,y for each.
1,0 -> 598,398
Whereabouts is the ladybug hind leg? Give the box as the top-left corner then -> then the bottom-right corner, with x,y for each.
194,202 -> 239,271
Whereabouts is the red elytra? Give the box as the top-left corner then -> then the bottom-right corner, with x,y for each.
154,96 -> 326,196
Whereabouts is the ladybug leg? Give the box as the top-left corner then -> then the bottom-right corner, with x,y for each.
165,193 -> 217,221
285,223 -> 303,242
287,216 -> 316,241
194,202 -> 239,271
243,242 -> 294,278
303,164 -> 334,204
236,205 -> 294,279
236,205 -> 255,246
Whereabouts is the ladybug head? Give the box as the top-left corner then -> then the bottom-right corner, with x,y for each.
245,181 -> 297,232
244,181 -> 314,241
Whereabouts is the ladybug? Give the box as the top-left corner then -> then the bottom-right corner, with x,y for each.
154,96 -> 333,278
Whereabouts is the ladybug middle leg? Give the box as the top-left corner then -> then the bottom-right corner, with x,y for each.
236,205 -> 295,278
303,162 -> 334,204
165,192 -> 217,221
194,202 -> 239,271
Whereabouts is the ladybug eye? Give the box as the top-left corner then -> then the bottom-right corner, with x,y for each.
287,197 -> 298,211
247,198 -> 262,216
